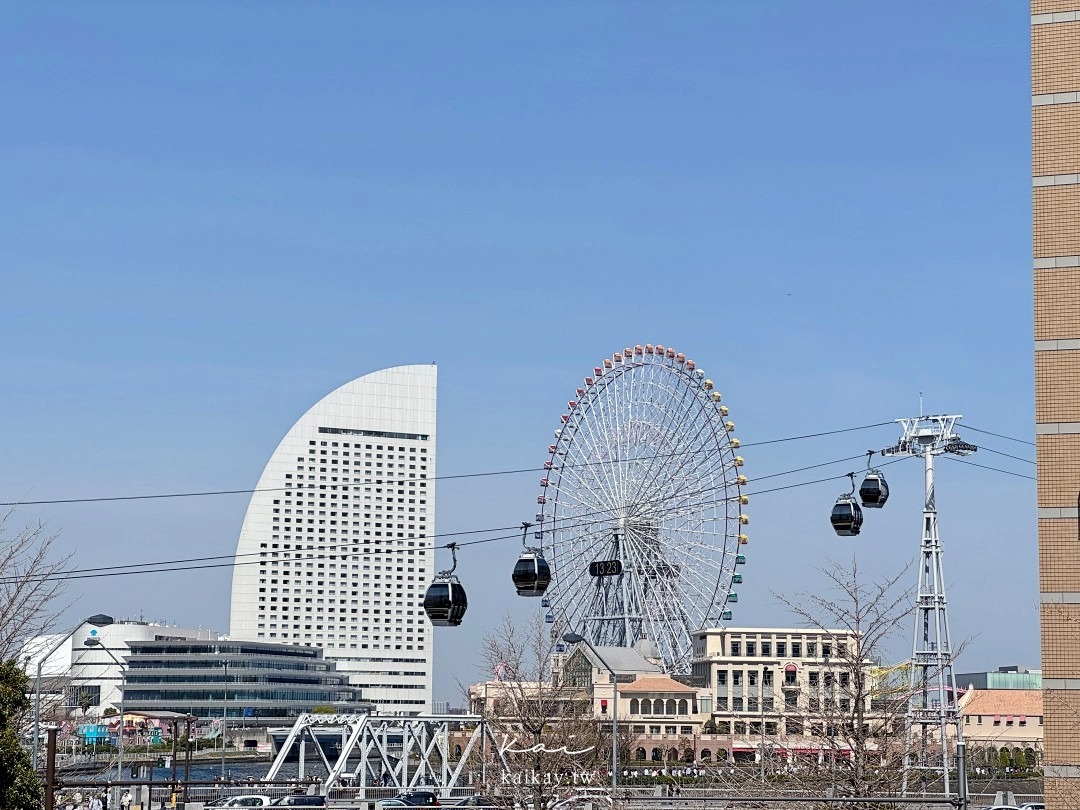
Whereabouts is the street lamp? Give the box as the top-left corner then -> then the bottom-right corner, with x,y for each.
32,614 -> 115,770
563,632 -> 618,794
221,659 -> 229,778
759,667 -> 767,783
83,636 -> 126,781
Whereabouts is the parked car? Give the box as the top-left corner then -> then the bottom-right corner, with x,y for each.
211,798 -> 273,808
394,791 -> 441,806
455,795 -> 499,807
1020,804 -> 1045,810
268,796 -> 327,808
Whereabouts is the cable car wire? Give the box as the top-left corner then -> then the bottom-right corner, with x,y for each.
961,424 -> 1035,447
0,453 -> 914,587
0,421 -> 894,507
940,456 -> 1036,480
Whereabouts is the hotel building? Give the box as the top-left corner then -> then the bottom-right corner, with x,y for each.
228,365 -> 437,713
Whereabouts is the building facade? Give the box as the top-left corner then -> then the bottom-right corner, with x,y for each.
690,627 -> 894,763
229,365 -> 437,713
26,618 -> 216,719
469,628 -> 891,768
1032,4 -> 1080,804
958,689 -> 1044,769
956,666 -> 1043,692
122,639 -> 362,725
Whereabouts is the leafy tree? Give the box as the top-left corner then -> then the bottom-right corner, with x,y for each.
0,658 -> 44,809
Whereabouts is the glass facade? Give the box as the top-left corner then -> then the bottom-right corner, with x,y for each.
123,640 -> 364,725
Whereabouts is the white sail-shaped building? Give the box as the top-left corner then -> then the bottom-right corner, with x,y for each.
229,364 -> 436,713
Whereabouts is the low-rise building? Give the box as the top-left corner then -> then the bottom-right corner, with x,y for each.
958,689 -> 1044,768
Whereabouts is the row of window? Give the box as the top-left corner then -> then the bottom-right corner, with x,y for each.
964,715 -> 1040,726
728,639 -> 848,659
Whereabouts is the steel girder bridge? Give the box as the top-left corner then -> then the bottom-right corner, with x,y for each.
265,713 -> 510,798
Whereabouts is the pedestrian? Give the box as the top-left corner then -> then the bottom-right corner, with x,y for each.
89,794 -> 103,810
120,790 -> 133,809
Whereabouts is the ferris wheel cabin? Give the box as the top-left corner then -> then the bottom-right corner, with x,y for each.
423,575 -> 468,627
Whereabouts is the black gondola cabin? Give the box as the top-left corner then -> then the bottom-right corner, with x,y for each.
423,575 -> 468,627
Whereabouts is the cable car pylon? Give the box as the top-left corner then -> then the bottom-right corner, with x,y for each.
883,414 -> 976,807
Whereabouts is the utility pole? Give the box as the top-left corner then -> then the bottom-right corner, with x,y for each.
883,414 -> 973,809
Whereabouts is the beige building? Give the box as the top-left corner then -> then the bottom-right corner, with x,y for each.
1033,3 -> 1080,805
467,628 -> 899,768
689,627 -> 894,764
958,689 -> 1044,768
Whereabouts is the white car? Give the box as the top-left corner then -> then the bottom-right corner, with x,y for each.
212,797 -> 273,808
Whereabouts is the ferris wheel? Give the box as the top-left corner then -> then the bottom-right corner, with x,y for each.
533,344 -> 749,674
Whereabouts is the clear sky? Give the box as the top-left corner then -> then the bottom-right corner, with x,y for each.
1,2 -> 1032,703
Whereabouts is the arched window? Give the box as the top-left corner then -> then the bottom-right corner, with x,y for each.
700,749 -> 712,761
667,747 -> 679,762
666,699 -> 677,714
716,748 -> 728,763
651,747 -> 662,762
653,699 -> 664,714
641,700 -> 651,715
630,698 -> 639,715
635,747 -> 647,761
683,748 -> 694,763
677,699 -> 688,715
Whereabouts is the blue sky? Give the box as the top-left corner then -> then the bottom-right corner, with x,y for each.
1,2 -> 1032,703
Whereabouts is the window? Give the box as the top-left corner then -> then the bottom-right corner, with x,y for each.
717,671 -> 727,687
761,641 -> 772,657
732,671 -> 743,686
746,641 -> 756,657
807,642 -> 817,658
731,641 -> 741,657
809,671 -> 819,686
777,641 -> 787,657
792,642 -> 802,657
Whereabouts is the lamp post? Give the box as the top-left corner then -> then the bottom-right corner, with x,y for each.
759,667 -> 767,784
221,659 -> 229,778
563,632 -> 617,794
83,636 -> 126,781
32,614 -> 114,770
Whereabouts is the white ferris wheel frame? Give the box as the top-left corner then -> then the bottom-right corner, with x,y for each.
534,344 -> 748,674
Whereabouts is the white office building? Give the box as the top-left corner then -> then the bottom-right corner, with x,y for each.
229,365 -> 437,713
22,618 -> 216,718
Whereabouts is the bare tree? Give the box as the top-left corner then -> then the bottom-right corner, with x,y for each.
467,613 -> 609,808
773,555 -> 911,797
0,510 -> 71,664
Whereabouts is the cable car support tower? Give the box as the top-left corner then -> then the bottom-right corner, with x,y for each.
882,414 -> 975,806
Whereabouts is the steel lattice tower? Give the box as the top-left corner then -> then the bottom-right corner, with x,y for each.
883,415 -> 975,806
